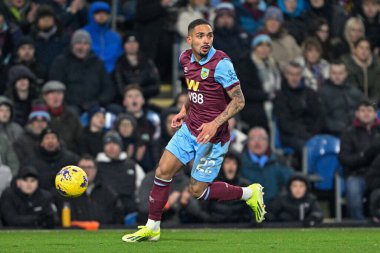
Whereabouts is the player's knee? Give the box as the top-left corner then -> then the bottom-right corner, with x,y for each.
188,184 -> 207,199
155,165 -> 173,181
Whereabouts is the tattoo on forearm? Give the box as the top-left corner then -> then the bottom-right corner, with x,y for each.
214,86 -> 245,127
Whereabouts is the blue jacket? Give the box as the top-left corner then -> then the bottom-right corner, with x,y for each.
240,151 -> 294,203
278,0 -> 309,17
83,2 -> 123,73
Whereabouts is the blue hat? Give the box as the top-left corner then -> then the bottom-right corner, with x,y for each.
252,34 -> 272,48
28,110 -> 51,122
264,7 -> 284,24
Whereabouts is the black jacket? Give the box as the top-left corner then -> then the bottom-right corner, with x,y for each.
235,55 -> 269,130
79,128 -> 105,157
268,174 -> 323,225
49,50 -> 115,109
55,179 -> 124,224
0,183 -> 57,228
319,80 -> 363,136
13,126 -> 40,164
274,80 -> 324,140
339,119 -> 380,177
113,53 -> 160,100
366,155 -> 380,191
96,153 -> 138,214
28,147 -> 79,191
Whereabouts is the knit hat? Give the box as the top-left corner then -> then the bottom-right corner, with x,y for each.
28,110 -> 50,122
18,165 -> 39,180
35,5 -> 56,22
252,34 -> 272,48
7,65 -> 36,87
215,2 -> 235,18
123,32 -> 138,44
71,30 -> 92,45
103,131 -> 123,148
42,80 -> 66,93
15,36 -> 35,51
88,104 -> 106,121
264,7 -> 284,23
39,127 -> 59,142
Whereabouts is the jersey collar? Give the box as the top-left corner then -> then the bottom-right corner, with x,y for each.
190,47 -> 216,65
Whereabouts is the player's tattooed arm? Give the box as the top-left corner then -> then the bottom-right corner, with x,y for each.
213,85 -> 245,127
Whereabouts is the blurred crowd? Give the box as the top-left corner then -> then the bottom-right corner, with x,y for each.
0,0 -> 380,228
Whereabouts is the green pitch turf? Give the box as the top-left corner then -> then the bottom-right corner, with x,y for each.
0,228 -> 379,253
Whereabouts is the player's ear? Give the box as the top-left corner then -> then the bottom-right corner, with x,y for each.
186,35 -> 192,45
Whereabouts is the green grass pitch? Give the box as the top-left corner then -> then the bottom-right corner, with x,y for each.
0,228 -> 379,253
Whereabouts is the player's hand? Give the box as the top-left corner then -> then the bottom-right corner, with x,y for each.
171,112 -> 186,129
196,121 -> 218,144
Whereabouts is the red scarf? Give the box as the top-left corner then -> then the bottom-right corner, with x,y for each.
49,104 -> 64,117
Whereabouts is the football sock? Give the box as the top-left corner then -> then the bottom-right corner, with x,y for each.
241,187 -> 253,201
198,182 -> 243,201
146,219 -> 161,232
147,176 -> 172,224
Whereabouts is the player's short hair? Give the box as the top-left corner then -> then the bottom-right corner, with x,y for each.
123,84 -> 144,97
356,99 -> 377,110
188,19 -> 212,35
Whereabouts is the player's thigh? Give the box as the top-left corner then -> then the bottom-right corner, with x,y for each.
156,150 -> 184,179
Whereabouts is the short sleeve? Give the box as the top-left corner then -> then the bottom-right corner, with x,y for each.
214,58 -> 240,90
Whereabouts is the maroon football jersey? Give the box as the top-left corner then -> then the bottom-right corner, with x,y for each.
179,47 -> 240,145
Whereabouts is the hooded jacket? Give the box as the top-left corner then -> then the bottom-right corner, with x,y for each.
268,174 -> 323,225
83,2 -> 123,73
0,96 -> 24,143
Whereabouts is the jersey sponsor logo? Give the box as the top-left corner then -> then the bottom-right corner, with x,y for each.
186,78 -> 200,91
200,67 -> 209,80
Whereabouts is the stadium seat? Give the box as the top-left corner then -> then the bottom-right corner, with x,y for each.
269,119 -> 295,155
302,134 -> 345,222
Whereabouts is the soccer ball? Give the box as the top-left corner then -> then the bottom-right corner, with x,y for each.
55,166 -> 88,197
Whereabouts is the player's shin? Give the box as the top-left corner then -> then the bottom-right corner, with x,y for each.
146,176 -> 172,231
197,182 -> 243,201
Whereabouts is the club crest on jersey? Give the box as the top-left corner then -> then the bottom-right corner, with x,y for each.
200,67 -> 209,79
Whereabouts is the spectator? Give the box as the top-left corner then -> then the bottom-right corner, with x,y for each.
319,60 -> 363,136
83,1 -> 122,73
176,0 -> 212,52
0,10 -> 13,63
236,34 -> 281,130
260,6 -> 301,68
0,96 -> 24,143
49,29 -> 115,114
228,116 -> 247,154
307,18 -> 333,61
277,0 -> 308,45
268,173 -> 323,227
356,0 -> 380,54
294,37 -> 330,91
114,113 -> 139,161
331,17 -> 365,59
29,5 -> 70,68
274,61 -> 324,155
79,105 -> 106,157
0,165 -> 58,228
235,0 -> 265,35
13,106 -> 50,164
138,169 -> 188,224
0,133 -> 19,177
366,155 -> 380,223
55,155 -> 124,224
46,0 -> 87,34
96,131 -> 145,215
28,127 -> 79,191
342,38 -> 380,105
121,85 -> 160,171
240,127 -> 294,204
172,92 -> 187,111
207,152 -> 252,223
113,33 -> 160,101
42,80 -> 82,152
0,0 -> 35,35
151,107 -> 179,164
5,65 -> 38,126
213,3 -> 249,63
10,36 -> 48,86
302,0 -> 347,39
339,100 -> 380,220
